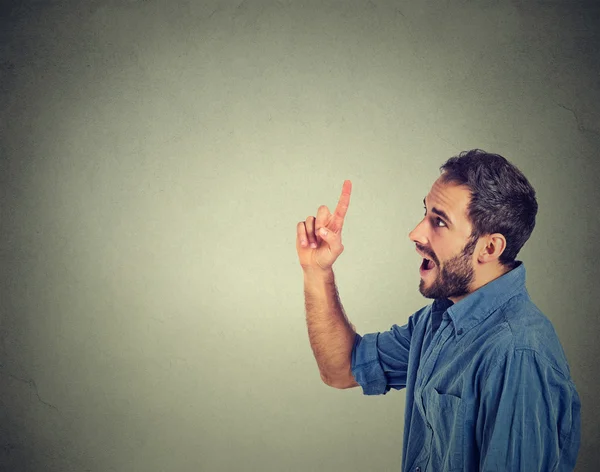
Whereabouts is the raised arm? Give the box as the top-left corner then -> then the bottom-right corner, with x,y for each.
296,180 -> 359,389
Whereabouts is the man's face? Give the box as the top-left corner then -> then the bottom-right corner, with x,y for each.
408,176 -> 480,302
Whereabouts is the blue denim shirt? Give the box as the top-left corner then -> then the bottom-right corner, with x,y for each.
350,261 -> 581,471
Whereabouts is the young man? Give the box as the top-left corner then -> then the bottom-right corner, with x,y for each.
296,149 -> 581,471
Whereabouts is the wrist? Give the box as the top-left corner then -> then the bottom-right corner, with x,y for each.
302,266 -> 334,280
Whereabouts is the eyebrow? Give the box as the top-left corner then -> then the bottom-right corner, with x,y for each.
423,197 -> 453,226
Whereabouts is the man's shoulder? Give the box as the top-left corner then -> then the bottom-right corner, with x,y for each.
495,294 -> 572,378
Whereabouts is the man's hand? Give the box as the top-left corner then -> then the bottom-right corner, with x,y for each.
296,180 -> 352,271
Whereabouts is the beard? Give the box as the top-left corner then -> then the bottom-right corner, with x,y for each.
419,235 -> 479,300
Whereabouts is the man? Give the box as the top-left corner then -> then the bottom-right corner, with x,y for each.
296,149 -> 581,471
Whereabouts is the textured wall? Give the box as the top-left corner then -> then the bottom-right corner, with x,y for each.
1,1 -> 599,471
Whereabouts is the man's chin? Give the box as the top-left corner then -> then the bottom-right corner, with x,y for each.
419,281 -> 441,299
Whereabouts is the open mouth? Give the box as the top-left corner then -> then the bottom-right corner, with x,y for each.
420,257 -> 436,273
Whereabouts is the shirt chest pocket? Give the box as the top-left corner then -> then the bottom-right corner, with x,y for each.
424,388 -> 465,472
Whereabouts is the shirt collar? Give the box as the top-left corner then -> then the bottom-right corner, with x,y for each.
435,260 -> 528,338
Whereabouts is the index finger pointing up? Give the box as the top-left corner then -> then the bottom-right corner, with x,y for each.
330,180 -> 352,233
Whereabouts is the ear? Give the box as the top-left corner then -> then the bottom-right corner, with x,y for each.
478,233 -> 506,263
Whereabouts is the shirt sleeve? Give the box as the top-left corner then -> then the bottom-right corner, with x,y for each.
477,348 -> 581,472
350,314 -> 417,396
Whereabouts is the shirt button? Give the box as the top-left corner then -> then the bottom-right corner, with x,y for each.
457,328 -> 463,335
415,467 -> 421,472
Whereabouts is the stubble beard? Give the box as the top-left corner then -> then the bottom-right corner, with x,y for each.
419,236 -> 478,300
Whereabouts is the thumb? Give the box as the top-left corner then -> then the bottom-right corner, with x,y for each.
315,226 -> 344,270
319,227 -> 342,250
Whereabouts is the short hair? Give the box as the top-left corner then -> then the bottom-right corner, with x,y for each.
439,149 -> 538,269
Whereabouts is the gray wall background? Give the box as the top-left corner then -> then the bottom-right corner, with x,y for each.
1,0 -> 599,471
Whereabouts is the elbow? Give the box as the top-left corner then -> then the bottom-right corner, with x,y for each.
321,371 -> 356,389
321,372 -> 342,389
320,372 -> 333,387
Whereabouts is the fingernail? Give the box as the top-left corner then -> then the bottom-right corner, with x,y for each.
301,240 -> 307,247
320,228 -> 328,236
310,243 -> 317,248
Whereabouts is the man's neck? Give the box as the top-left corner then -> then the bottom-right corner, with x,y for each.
449,263 -> 514,304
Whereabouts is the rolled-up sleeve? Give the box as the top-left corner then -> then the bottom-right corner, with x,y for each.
350,320 -> 413,396
478,348 -> 581,471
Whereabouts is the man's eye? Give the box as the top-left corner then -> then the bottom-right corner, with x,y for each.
424,207 -> 446,228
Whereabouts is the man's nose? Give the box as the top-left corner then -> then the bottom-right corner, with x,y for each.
409,220 -> 425,244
